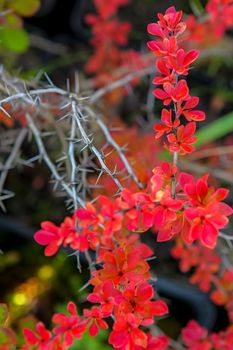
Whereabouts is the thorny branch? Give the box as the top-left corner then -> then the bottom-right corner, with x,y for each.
89,66 -> 155,103
85,106 -> 144,189
72,103 -> 124,191
0,128 -> 28,211
0,63 -> 151,209
25,113 -> 85,208
0,128 -> 27,196
69,102 -> 79,210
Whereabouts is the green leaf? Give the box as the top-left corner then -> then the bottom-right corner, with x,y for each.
195,111 -> 233,147
0,326 -> 16,349
0,27 -> 29,53
189,0 -> 205,16
0,327 -> 8,344
5,13 -> 23,29
9,0 -> 40,17
0,304 -> 8,325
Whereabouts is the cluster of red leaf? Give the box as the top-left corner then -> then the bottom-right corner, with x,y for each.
172,239 -> 221,292
85,0 -> 146,104
23,234 -> 169,349
90,243 -> 169,349
182,320 -> 233,350
22,302 -> 86,349
186,0 -> 233,46
34,164 -> 232,259
211,269 -> 233,322
172,239 -> 233,322
147,6 -> 205,155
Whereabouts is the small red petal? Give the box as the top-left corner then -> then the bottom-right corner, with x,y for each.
34,230 -> 57,245
89,322 -> 99,337
151,300 -> 169,316
67,302 -> 77,315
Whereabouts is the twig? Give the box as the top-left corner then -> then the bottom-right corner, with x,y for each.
172,151 -> 178,198
29,34 -> 68,56
89,66 -> 155,103
189,145 -> 233,160
0,191 -> 15,211
69,102 -> 79,209
85,250 -> 95,272
219,232 -> 233,241
85,106 -> 144,189
150,324 -> 185,350
0,128 -> 27,198
171,81 -> 179,198
146,72 -> 156,125
0,87 -> 69,107
180,160 -> 233,184
72,103 -> 123,191
25,113 -> 85,207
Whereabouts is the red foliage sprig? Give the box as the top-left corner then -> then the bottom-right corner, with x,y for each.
187,0 -> 233,46
172,239 -> 233,322
147,6 -> 205,156
182,319 -> 233,350
85,0 -> 145,104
